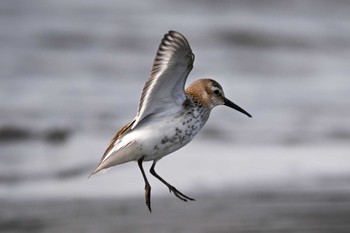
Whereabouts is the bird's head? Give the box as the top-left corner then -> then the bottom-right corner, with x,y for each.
186,79 -> 252,118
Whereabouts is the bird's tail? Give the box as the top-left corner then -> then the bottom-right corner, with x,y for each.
88,141 -> 138,178
88,166 -> 109,178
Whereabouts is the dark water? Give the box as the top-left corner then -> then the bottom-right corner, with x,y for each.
1,0 -> 350,232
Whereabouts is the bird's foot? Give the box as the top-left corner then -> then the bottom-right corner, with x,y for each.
168,186 -> 195,202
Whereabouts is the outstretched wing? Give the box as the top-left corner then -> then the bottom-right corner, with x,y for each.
133,31 -> 195,127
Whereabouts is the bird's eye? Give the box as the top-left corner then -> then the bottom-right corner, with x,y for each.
214,90 -> 220,95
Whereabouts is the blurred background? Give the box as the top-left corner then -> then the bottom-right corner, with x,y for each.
1,0 -> 350,232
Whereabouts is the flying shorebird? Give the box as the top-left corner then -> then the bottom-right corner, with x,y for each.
90,30 -> 252,212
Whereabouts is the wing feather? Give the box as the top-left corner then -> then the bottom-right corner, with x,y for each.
89,120 -> 135,177
133,31 -> 194,127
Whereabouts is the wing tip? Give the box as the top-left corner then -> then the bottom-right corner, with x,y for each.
162,30 -> 190,49
168,30 -> 184,38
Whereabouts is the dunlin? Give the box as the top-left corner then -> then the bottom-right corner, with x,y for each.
90,31 -> 252,211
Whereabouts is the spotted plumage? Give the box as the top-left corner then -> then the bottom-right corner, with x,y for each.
90,31 -> 252,212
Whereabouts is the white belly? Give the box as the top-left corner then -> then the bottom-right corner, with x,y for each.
123,112 -> 207,162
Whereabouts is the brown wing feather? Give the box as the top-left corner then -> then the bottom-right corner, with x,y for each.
89,120 -> 135,177
100,120 -> 135,163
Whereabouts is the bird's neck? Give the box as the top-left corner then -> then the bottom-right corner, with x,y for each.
182,94 -> 211,127
185,85 -> 211,108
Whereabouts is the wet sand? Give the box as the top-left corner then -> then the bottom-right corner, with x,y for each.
1,185 -> 350,233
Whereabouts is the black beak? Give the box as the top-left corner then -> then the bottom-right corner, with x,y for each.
224,98 -> 252,118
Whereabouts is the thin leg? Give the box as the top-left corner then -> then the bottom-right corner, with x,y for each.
138,156 -> 152,212
150,160 -> 195,202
